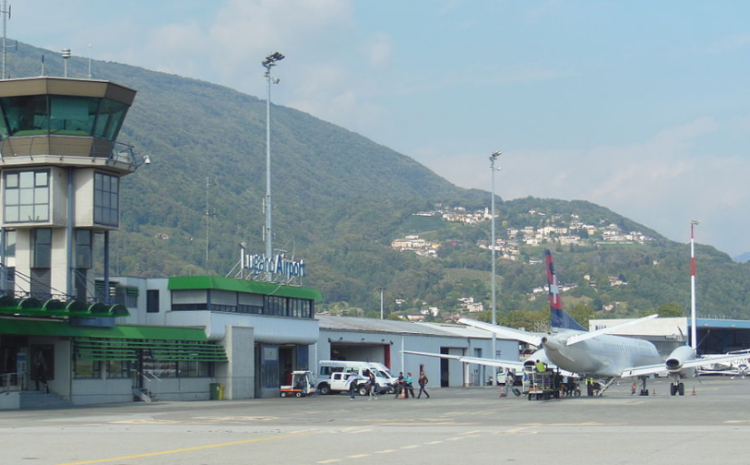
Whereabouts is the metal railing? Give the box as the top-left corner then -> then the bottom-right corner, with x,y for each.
0,136 -> 147,168
0,372 -> 21,392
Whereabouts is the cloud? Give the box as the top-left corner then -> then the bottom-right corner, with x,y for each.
361,33 -> 393,68
707,32 -> 750,55
423,117 -> 750,255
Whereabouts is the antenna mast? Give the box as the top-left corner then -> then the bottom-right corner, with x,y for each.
1,0 -> 10,79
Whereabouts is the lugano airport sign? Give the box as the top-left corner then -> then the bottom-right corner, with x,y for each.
245,253 -> 306,281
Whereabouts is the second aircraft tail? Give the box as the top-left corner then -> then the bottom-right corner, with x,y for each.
545,249 -> 587,332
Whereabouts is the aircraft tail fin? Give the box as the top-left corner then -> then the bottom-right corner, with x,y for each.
545,249 -> 587,332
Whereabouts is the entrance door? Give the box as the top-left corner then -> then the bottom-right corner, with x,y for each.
30,344 -> 53,392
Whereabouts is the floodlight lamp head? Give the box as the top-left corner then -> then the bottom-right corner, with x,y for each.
263,52 -> 285,69
691,220 -> 700,225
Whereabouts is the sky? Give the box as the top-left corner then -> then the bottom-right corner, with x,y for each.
9,0 -> 750,258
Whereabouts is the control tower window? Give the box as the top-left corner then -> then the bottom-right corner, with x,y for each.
3,170 -> 50,223
0,95 -> 48,137
49,96 -> 98,135
93,99 -> 128,140
94,172 -> 119,227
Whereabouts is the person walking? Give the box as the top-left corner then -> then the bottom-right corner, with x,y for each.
394,372 -> 404,399
366,369 -> 378,400
504,369 -> 515,397
404,372 -> 415,399
417,367 -> 430,399
345,372 -> 361,400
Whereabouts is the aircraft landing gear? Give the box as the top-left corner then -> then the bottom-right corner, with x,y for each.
670,382 -> 685,396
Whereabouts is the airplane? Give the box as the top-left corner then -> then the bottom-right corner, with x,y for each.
407,249 -> 744,396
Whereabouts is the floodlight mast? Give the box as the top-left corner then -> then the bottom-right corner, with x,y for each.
690,220 -> 699,350
262,52 -> 284,282
489,150 -> 502,360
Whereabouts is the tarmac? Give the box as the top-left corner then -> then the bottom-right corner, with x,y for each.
2,376 -> 749,465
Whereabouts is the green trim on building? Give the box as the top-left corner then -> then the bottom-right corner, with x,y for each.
0,319 -> 207,341
75,338 -> 228,362
1,318 -> 228,362
168,276 -> 323,300
0,297 -> 131,318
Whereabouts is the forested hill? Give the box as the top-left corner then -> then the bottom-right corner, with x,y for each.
5,42 -> 750,322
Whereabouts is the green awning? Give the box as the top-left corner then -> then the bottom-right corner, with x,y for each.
75,338 -> 228,362
169,275 -> 323,300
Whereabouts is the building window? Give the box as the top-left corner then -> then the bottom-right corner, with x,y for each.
94,172 -> 119,227
4,170 -> 50,223
147,290 -> 160,313
265,296 -> 288,316
32,228 -> 52,268
73,359 -> 101,379
75,230 -> 92,269
3,229 -> 15,257
106,360 -> 131,379
178,361 -> 211,377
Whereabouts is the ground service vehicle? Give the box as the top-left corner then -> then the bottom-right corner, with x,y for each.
317,360 -> 392,395
527,371 -> 559,400
280,371 -> 316,398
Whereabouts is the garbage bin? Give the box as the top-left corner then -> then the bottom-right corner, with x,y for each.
210,383 -> 223,400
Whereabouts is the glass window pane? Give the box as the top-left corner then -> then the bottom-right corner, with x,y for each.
19,205 -> 33,221
19,171 -> 34,187
34,187 -> 48,203
5,206 -> 18,222
19,188 -> 34,204
5,189 -> 18,205
5,173 -> 17,188
35,171 -> 48,186
36,205 -> 49,221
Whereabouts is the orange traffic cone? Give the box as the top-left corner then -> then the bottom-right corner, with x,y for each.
500,391 -> 507,397
652,388 -> 657,396
692,387 -> 696,396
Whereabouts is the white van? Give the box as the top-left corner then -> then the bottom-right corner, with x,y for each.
317,360 -> 394,395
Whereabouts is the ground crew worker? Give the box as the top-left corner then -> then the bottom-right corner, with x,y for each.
535,360 -> 546,373
586,377 -> 595,397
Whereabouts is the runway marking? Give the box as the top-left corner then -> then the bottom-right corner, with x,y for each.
725,420 -> 750,424
425,440 -> 444,445
347,454 -> 370,458
55,431 -> 317,465
375,449 -> 397,454
113,416 -> 279,425
447,436 -> 465,441
503,427 -> 537,435
521,422 -> 622,426
317,460 -> 341,464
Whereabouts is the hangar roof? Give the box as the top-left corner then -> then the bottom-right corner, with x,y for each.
317,315 -> 494,339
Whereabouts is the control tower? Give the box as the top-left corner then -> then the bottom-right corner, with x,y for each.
0,77 -> 141,309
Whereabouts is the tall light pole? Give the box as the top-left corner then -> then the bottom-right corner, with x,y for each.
489,150 -> 502,360
379,287 -> 384,320
690,220 -> 699,350
262,52 -> 284,282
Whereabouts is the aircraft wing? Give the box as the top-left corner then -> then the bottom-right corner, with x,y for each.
621,352 -> 748,378
402,350 -> 525,371
565,314 -> 659,346
457,318 -> 543,347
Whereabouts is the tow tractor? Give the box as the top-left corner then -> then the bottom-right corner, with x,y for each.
280,370 -> 316,398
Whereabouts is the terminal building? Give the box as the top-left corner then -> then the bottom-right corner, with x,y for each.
0,76 -> 507,409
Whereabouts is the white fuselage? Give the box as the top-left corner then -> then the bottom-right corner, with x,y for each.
542,331 -> 663,377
